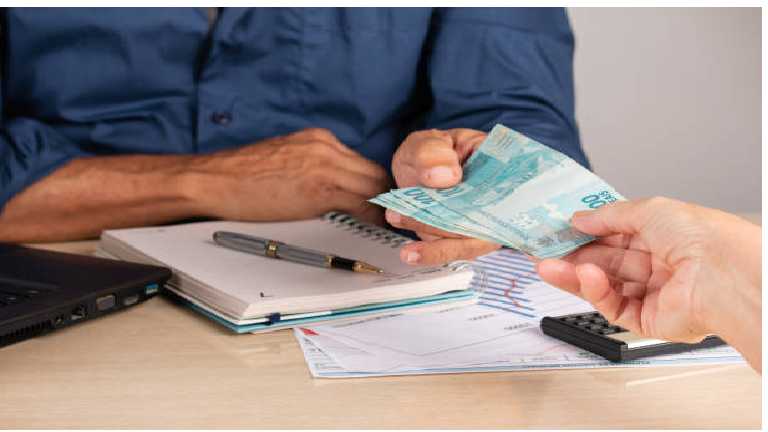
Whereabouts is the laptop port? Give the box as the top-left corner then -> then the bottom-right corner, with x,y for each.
144,283 -> 159,296
96,295 -> 116,312
123,294 -> 140,306
70,305 -> 87,321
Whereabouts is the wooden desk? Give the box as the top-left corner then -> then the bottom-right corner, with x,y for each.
0,215 -> 761,428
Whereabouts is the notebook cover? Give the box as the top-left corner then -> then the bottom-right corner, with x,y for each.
164,287 -> 478,333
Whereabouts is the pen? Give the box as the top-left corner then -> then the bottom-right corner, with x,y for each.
212,231 -> 384,274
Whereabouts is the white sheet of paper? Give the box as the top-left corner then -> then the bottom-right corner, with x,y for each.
296,330 -> 744,378
294,250 -> 745,378
314,304 -> 534,356
309,281 -> 592,358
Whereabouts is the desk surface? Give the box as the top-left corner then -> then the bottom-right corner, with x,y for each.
0,215 -> 761,428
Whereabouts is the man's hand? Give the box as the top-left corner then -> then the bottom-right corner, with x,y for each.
186,128 -> 390,224
0,128 -> 389,242
387,129 -> 500,265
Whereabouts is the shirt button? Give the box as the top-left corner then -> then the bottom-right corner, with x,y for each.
211,111 -> 233,125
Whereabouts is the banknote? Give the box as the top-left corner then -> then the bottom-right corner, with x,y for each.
370,124 -> 625,258
370,192 -> 506,245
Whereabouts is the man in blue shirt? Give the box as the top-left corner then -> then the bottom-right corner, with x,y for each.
0,8 -> 586,265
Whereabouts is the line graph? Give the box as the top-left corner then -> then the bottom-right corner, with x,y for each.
470,249 -> 593,319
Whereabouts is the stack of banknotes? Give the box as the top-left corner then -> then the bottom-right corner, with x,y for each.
370,124 -> 625,258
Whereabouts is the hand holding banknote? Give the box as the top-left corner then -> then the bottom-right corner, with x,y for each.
376,124 -> 624,262
388,129 -> 501,265
536,198 -> 761,372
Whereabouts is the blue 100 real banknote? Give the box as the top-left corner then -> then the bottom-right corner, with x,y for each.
370,124 -> 625,258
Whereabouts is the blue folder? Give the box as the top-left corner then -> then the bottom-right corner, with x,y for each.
164,288 -> 478,333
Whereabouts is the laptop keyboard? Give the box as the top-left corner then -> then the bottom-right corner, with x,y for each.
0,279 -> 54,307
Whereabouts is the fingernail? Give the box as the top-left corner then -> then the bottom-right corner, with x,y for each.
385,209 -> 401,225
570,210 -> 592,223
426,166 -> 456,184
401,249 -> 421,265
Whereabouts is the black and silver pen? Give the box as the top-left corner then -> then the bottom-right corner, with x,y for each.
212,231 -> 383,274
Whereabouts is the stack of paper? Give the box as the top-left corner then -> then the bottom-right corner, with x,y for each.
294,250 -> 744,378
97,216 -> 476,333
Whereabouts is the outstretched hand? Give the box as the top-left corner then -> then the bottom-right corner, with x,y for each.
536,197 -> 760,349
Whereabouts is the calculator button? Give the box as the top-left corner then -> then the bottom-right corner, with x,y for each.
575,320 -> 591,327
564,316 -> 579,322
592,317 -> 607,324
600,328 -> 618,335
589,324 -> 603,332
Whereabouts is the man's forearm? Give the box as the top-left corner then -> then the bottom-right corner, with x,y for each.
0,154 -> 204,242
0,128 -> 393,243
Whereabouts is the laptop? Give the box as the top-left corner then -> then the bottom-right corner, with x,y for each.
0,243 -> 172,348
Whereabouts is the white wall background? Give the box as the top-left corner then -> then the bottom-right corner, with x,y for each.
568,8 -> 761,213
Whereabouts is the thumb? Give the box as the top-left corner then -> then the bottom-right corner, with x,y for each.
394,130 -> 462,189
571,198 -> 660,237
445,128 -> 487,163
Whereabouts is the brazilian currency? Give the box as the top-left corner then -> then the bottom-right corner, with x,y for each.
370,124 -> 625,258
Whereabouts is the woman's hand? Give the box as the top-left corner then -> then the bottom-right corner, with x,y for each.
536,197 -> 761,372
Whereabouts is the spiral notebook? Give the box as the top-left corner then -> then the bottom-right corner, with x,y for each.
97,213 -> 477,333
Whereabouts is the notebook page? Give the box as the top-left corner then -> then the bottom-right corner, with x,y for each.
101,218 -> 472,318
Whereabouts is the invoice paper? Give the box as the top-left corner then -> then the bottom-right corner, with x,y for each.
294,249 -> 744,378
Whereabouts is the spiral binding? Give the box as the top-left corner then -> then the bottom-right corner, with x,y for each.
324,212 -> 410,248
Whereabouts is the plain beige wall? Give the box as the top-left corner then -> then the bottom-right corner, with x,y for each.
569,8 -> 761,213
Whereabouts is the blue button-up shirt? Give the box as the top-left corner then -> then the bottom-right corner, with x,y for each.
0,7 -> 586,209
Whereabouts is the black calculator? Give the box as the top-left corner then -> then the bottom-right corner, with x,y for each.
541,311 -> 725,362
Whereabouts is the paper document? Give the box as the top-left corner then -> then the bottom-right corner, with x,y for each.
296,331 -> 743,378
295,249 -> 744,378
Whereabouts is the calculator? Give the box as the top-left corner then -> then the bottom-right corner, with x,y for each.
540,311 -> 725,362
